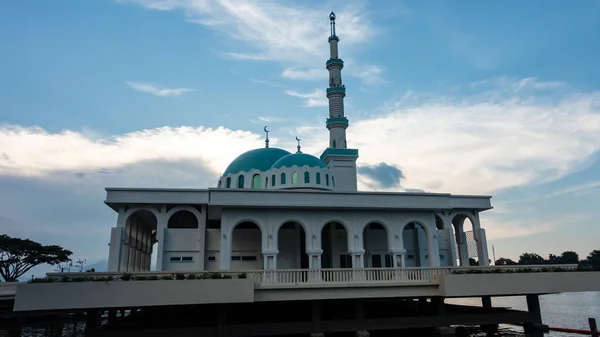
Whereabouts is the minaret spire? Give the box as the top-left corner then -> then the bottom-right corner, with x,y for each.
320,11 -> 359,192
325,11 -> 348,149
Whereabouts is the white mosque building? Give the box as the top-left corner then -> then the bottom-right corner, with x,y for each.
106,12 -> 491,274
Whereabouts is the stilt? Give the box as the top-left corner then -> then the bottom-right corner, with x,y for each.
107,309 -> 117,326
216,305 -> 227,337
355,300 -> 369,337
524,294 -> 546,337
85,309 -> 98,333
480,296 -> 498,336
310,301 -> 323,337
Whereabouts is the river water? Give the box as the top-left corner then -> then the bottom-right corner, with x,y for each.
448,291 -> 600,336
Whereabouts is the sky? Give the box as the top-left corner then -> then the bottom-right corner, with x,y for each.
1,0 -> 600,278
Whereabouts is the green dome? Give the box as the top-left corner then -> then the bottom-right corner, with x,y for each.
223,148 -> 291,175
271,152 -> 327,169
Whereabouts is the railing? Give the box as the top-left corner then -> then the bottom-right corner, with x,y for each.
43,264 -> 577,288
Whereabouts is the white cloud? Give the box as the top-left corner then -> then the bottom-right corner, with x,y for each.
2,78 -> 600,197
285,89 -> 328,107
282,68 -> 326,81
118,0 -> 382,84
125,81 -> 195,97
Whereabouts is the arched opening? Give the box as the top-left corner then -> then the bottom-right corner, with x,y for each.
316,172 -> 321,184
435,215 -> 444,230
226,177 -> 231,188
304,171 -> 310,184
218,180 -> 221,188
452,214 -> 477,266
123,210 -> 158,272
238,175 -> 245,188
281,172 -> 286,185
271,174 -> 276,186
292,171 -> 298,184
231,221 -> 262,270
252,174 -> 261,189
326,174 -> 329,186
168,210 -> 199,229
321,221 -> 349,268
332,176 -> 335,188
277,221 -> 307,269
363,222 -> 391,268
402,222 -> 430,267
333,140 -> 337,148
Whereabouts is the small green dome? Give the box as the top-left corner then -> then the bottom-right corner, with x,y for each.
223,148 -> 291,175
271,152 -> 327,170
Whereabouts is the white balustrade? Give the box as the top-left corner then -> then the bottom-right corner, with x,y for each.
43,264 -> 578,288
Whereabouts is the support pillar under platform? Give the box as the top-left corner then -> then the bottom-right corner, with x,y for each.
524,294 -> 547,337
480,296 -> 498,336
85,309 -> 99,333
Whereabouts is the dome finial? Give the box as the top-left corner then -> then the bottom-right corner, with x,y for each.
264,126 -> 270,148
295,136 -> 302,153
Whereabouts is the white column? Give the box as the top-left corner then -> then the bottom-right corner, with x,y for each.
476,228 -> 490,266
197,205 -> 207,271
219,220 -> 232,270
262,251 -> 278,270
349,249 -> 365,268
107,227 -> 124,272
428,229 -> 441,267
155,211 -> 168,271
445,227 -> 458,267
390,249 -> 406,268
307,249 -> 323,269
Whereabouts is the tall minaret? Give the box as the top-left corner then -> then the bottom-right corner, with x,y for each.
320,11 -> 359,192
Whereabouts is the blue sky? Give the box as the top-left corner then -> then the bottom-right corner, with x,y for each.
1,0 -> 599,276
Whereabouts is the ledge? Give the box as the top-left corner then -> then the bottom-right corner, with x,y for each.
13,279 -> 255,311
320,148 -> 359,161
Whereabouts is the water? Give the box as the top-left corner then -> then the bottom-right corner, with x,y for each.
3,292 -> 599,336
448,291 -> 600,336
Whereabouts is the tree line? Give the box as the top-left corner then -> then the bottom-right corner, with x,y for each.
493,250 -> 600,270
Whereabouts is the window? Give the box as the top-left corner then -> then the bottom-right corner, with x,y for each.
271,174 -> 276,186
238,175 -> 245,188
207,256 -> 216,262
371,254 -> 382,268
439,255 -> 444,260
252,174 -> 261,189
407,254 -> 415,260
292,171 -> 298,184
232,256 -> 257,261
265,177 -> 268,187
332,176 -> 335,187
332,140 -> 337,148
170,256 -> 193,262
281,173 -> 286,184
326,174 -> 329,186
385,254 -> 393,268
304,171 -> 310,183
316,172 -> 321,184
339,254 -> 352,268
218,180 -> 221,188
226,177 -> 231,188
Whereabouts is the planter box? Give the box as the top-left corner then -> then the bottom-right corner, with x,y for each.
439,271 -> 600,297
13,279 -> 254,311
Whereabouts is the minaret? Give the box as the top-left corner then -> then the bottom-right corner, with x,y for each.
320,11 -> 359,192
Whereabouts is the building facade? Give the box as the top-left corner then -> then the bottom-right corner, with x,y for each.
106,12 -> 492,273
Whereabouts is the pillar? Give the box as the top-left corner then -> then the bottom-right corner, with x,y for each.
481,296 -> 498,336
107,227 -> 125,272
310,301 -> 323,337
428,228 -> 441,267
263,251 -> 278,270
524,294 -> 545,337
307,249 -> 323,269
128,218 -> 138,271
454,223 -> 469,266
85,309 -> 98,332
197,205 -> 207,270
445,227 -> 458,267
476,228 -> 490,266
390,249 -> 406,267
349,249 -> 364,268
152,208 -> 167,270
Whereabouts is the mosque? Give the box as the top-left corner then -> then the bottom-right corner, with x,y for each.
105,12 -> 491,274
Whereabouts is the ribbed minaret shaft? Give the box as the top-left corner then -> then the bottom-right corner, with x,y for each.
325,11 -> 348,149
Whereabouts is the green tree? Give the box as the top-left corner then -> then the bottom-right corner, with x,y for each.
495,257 -> 517,265
0,234 -> 72,282
518,253 -> 544,265
587,250 -> 600,271
560,251 -> 579,264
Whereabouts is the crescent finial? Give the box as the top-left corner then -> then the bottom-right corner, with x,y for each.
295,136 -> 300,142
264,126 -> 270,148
264,126 -> 269,133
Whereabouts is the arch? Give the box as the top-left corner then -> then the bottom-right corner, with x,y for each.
304,171 -> 310,183
292,171 -> 298,184
435,214 -> 444,230
265,176 -> 268,187
332,176 -> 335,188
276,221 -> 308,269
332,140 -> 337,148
316,172 -> 321,184
230,220 -> 263,270
320,220 -> 351,268
226,177 -> 232,188
167,210 -> 199,229
252,174 -> 261,189
326,174 -> 330,186
122,209 -> 158,272
401,220 -> 432,267
451,212 -> 477,266
281,172 -> 287,185
363,221 -> 392,268
238,175 -> 245,188
271,174 -> 276,186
